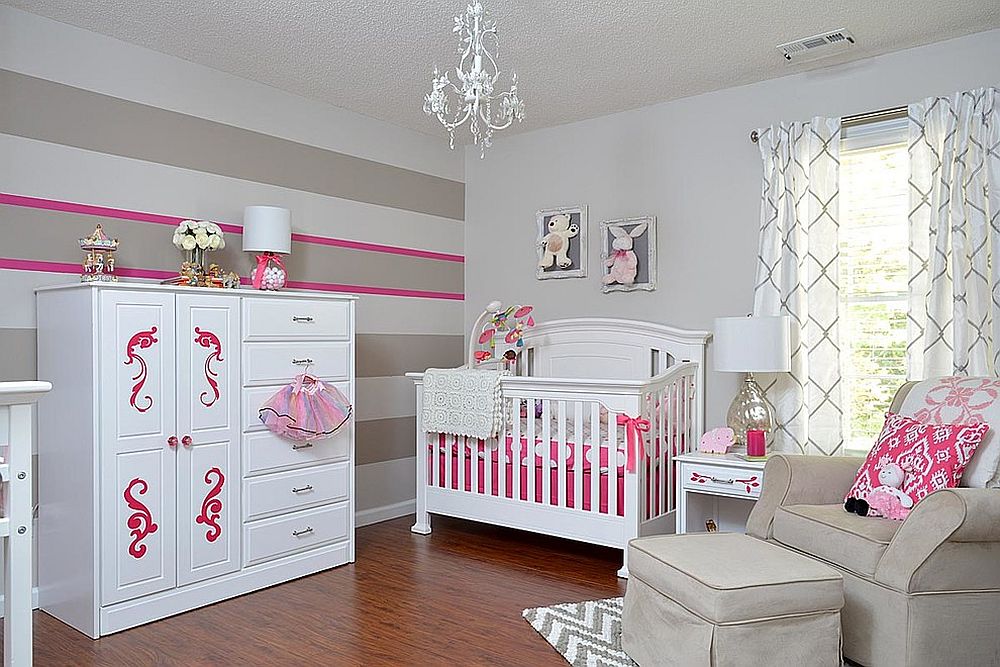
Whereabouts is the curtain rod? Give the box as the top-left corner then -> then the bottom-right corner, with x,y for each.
749,105 -> 907,144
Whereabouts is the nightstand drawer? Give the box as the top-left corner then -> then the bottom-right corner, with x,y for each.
681,463 -> 763,498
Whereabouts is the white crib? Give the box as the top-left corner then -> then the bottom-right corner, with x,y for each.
0,381 -> 51,667
408,311 -> 710,577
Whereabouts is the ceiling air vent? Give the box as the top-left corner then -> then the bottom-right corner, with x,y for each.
777,29 -> 855,62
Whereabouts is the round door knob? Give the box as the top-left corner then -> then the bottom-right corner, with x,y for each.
167,436 -> 178,448
181,435 -> 193,448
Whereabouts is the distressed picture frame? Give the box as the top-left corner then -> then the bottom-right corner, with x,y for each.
600,216 -> 656,293
536,205 -> 588,280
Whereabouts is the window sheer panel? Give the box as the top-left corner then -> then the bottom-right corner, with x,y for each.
839,120 -> 909,454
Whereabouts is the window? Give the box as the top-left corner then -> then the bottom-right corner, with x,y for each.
839,117 -> 909,453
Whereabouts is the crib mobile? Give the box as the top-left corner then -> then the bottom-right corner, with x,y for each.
471,301 -> 535,366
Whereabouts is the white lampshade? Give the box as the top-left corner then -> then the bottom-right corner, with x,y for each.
242,206 -> 291,254
713,315 -> 791,373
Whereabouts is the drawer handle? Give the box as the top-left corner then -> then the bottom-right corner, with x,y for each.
292,357 -> 314,366
710,477 -> 734,484
291,443 -> 314,451
291,316 -> 315,323
291,485 -> 314,494
292,526 -> 314,537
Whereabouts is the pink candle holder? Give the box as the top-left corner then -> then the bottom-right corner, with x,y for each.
746,429 -> 766,457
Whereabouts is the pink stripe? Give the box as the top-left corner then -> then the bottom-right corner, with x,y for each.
290,232 -> 463,263
0,258 -> 464,301
0,193 -> 463,263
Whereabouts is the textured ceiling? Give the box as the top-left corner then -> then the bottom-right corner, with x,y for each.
5,0 -> 1000,138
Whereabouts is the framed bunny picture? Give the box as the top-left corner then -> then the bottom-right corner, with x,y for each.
536,205 -> 588,280
600,216 -> 656,293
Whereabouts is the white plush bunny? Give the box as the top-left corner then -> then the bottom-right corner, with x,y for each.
603,222 -> 647,285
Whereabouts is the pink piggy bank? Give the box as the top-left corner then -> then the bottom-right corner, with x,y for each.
699,427 -> 735,454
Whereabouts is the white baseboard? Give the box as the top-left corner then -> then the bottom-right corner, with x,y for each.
356,499 -> 415,528
0,586 -> 39,617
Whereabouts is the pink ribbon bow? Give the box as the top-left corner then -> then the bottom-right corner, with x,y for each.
612,249 -> 630,259
252,252 -> 286,289
617,413 -> 651,473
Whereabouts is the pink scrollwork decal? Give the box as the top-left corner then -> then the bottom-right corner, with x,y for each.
195,467 -> 225,543
123,477 -> 158,559
690,471 -> 710,484
193,327 -> 224,407
124,327 -> 158,413
735,475 -> 760,494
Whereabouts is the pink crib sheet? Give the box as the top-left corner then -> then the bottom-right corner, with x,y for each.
428,435 -> 674,517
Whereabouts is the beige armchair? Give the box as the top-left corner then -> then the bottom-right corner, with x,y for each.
747,380 -> 1000,666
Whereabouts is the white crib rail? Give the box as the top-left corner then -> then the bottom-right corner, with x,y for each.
0,381 -> 51,667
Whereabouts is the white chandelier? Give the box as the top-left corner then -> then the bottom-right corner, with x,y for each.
423,1 -> 525,158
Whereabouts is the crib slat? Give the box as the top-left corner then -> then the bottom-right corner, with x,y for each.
574,401 -> 583,511
484,434 -> 493,497
541,399 -> 551,506
527,398 -> 537,505
608,406 -> 618,518
660,387 -> 667,516
590,403 -> 600,514
444,434 -> 453,490
557,400 -> 567,508
459,434 -> 468,493
431,434 -> 440,489
470,435 -> 480,496
511,398 -> 521,502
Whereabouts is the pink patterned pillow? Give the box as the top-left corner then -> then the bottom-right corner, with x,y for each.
844,412 -> 989,519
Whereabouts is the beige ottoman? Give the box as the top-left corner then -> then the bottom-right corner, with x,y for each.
622,533 -> 843,666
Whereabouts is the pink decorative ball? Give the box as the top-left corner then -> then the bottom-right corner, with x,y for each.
260,265 -> 286,290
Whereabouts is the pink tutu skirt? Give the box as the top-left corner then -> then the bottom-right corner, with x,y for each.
258,374 -> 352,442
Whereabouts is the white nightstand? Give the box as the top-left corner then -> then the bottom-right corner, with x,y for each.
675,452 -> 768,534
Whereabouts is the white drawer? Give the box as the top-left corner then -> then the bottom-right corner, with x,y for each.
243,426 -> 351,475
243,341 -> 350,386
244,461 -> 350,521
243,298 -> 350,341
244,502 -> 350,566
681,463 -> 763,498
242,381 -> 351,433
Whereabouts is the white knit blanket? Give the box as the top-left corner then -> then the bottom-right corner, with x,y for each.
422,367 -> 508,440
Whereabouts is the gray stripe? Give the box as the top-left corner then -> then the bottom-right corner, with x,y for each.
356,334 -> 464,378
356,416 -> 416,465
0,70 -> 464,221
0,328 -> 36,381
0,207 -> 464,294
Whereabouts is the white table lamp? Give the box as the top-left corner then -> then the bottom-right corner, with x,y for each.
713,315 -> 791,445
243,206 -> 291,290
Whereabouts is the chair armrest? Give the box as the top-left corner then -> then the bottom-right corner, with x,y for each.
746,454 -> 864,539
875,488 -> 1000,592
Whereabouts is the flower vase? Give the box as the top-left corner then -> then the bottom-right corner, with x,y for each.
186,247 -> 207,274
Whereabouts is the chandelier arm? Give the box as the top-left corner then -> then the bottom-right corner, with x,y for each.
440,105 -> 473,132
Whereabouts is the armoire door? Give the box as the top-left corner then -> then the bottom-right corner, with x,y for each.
176,294 -> 242,586
99,290 -> 177,605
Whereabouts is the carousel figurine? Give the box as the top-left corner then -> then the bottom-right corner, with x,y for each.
79,224 -> 119,282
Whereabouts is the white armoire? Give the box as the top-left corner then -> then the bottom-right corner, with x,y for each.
35,283 -> 356,637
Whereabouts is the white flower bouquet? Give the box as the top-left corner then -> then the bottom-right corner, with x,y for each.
172,219 -> 226,252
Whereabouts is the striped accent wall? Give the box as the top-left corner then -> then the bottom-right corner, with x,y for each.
0,57 -> 465,516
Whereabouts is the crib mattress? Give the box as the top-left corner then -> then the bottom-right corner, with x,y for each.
428,435 -> 672,517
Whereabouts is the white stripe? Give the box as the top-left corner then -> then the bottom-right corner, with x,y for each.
355,294 -> 463,335
0,7 -> 464,183
355,377 -> 416,422
355,456 -> 416,512
0,134 -> 464,256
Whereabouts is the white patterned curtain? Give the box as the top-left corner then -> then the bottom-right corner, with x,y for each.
908,88 -> 1000,378
753,118 -> 843,455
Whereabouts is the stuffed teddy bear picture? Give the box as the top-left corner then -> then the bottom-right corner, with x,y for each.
601,216 -> 657,293
536,206 -> 588,279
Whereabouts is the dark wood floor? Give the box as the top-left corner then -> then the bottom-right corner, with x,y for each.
29,515 -> 625,666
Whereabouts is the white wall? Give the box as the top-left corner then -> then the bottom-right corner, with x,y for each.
464,28 -> 1000,427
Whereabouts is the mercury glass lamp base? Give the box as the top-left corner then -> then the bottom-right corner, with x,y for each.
726,373 -> 774,446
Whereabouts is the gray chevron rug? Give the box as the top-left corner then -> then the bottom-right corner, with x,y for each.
523,597 -> 636,666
